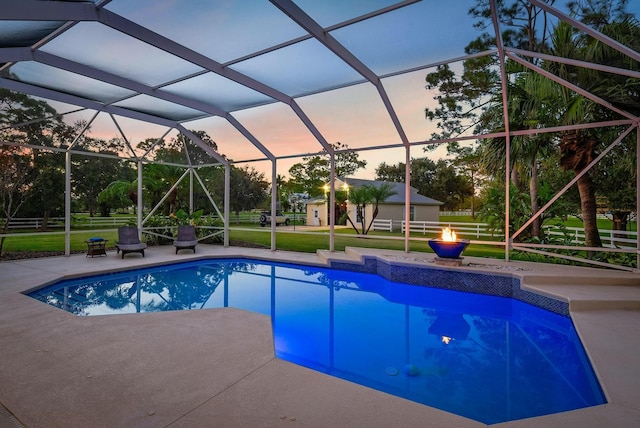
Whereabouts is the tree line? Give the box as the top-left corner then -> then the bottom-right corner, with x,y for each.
423,0 -> 638,247
0,89 -> 271,254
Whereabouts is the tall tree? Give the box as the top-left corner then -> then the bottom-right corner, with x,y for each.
426,0 -> 638,249
345,186 -> 370,235
97,179 -> 139,215
546,11 -> 640,246
425,1 -> 557,239
375,158 -> 473,211
142,162 -> 186,215
344,183 -> 396,235
478,66 -> 558,238
364,183 -> 397,234
0,89 -> 61,254
0,149 -> 36,254
227,165 -> 269,223
26,151 -> 66,228
288,142 -> 367,196
72,135 -> 134,216
449,144 -> 484,218
137,130 -> 219,166
375,161 -> 406,183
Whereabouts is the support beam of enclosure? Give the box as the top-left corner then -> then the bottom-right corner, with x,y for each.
93,4 -> 338,249
271,161 -> 278,251
62,114 -> 98,255
270,0 -> 413,252
94,7 -> 336,159
0,78 -> 181,128
330,154 -> 336,252
637,124 -> 640,270
508,53 -> 639,121
26,50 -> 227,118
269,0 -> 410,146
530,0 -> 640,64
506,47 -> 640,80
404,146 -> 411,253
512,126 -> 636,241
224,165 -> 230,247
64,152 -> 71,256
137,161 -> 143,230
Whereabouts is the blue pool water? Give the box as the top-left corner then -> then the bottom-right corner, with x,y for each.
28,258 -> 605,424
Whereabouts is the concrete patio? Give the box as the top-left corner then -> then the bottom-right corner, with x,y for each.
1,244 -> 639,427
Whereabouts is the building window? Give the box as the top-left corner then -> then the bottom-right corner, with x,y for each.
410,205 -> 416,221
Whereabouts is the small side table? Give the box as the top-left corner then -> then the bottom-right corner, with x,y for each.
86,239 -> 108,257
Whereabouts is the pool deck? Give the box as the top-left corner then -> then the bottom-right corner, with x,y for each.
1,244 -> 639,428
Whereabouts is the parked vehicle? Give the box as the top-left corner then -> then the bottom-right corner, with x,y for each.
259,211 -> 290,227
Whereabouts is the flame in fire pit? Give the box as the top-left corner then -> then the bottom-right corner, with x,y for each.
441,227 -> 457,241
429,228 -> 469,260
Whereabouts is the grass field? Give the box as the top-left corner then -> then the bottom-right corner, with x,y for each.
227,228 -> 506,258
0,214 -> 634,264
1,230 -> 119,253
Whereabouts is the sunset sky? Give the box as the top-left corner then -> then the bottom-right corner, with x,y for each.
35,0 -> 476,182
17,0 -> 639,183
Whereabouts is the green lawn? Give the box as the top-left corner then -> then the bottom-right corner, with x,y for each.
229,227 -> 506,259
439,215 -> 636,232
1,215 -> 634,263
1,231 -> 119,253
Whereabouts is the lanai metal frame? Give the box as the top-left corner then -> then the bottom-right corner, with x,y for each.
0,0 -> 638,271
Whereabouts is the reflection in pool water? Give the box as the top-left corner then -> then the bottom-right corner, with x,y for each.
28,259 -> 605,424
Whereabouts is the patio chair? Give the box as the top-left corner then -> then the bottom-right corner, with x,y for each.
115,226 -> 147,259
174,225 -> 198,254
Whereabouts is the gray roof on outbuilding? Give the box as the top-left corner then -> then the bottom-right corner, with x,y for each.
306,177 -> 442,206
341,177 -> 442,206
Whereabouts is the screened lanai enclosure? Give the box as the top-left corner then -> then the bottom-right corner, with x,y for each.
0,0 -> 638,271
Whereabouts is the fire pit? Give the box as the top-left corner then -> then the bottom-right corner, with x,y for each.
429,227 -> 469,266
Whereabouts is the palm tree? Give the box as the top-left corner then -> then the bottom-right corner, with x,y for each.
478,66 -> 557,239
344,183 -> 397,235
364,183 -> 397,234
345,186 -> 369,235
545,17 -> 640,247
98,180 -> 138,214
143,163 -> 187,215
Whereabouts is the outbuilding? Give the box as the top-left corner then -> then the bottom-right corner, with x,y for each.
306,178 -> 442,230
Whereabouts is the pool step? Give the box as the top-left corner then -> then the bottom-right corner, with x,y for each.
522,277 -> 640,311
316,249 -> 363,265
523,274 -> 640,287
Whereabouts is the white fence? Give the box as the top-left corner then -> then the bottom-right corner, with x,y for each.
382,219 -> 637,247
371,218 -> 394,232
3,215 -> 307,229
439,210 -> 473,216
77,217 -> 135,227
543,225 -> 637,248
401,220 -> 501,239
1,217 -> 65,229
1,216 -> 134,229
246,214 -> 306,224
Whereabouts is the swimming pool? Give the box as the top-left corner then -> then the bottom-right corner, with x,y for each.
27,258 -> 605,424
